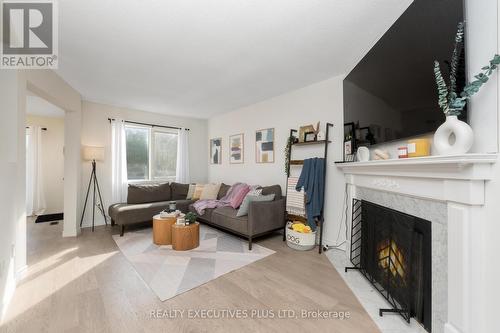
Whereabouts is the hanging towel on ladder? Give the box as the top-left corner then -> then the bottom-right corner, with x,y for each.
286,177 -> 306,217
295,158 -> 325,230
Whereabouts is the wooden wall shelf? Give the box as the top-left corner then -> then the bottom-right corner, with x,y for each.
292,140 -> 331,147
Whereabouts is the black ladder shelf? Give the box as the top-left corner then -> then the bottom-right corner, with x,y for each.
282,123 -> 333,254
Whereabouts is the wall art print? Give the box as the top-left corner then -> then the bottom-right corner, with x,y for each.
210,138 -> 222,164
255,128 -> 274,163
229,133 -> 244,164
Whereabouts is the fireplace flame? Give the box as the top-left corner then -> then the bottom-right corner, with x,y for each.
378,240 -> 406,279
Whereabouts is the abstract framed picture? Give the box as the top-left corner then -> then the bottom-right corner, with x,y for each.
229,133 -> 244,164
210,138 -> 222,164
255,128 -> 274,163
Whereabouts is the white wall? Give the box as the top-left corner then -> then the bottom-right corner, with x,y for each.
80,101 -> 208,227
26,115 -> 65,215
0,72 -> 21,320
464,1 -> 500,332
208,76 -> 345,246
62,107 -> 82,237
466,0 -> 499,154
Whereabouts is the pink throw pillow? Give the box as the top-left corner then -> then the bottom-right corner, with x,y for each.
230,186 -> 250,209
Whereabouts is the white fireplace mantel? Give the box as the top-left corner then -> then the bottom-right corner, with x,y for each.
336,153 -> 497,179
336,153 -> 498,206
336,153 -> 498,333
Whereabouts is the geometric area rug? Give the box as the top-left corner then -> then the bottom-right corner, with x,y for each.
112,224 -> 275,301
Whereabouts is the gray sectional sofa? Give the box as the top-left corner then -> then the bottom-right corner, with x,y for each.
108,182 -> 286,250
109,182 -> 193,236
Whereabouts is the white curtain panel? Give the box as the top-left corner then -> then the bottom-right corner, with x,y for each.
26,126 -> 46,216
176,128 -> 190,183
26,128 -> 33,216
111,119 -> 128,203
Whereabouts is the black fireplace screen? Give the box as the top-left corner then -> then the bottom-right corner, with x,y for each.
347,199 -> 432,332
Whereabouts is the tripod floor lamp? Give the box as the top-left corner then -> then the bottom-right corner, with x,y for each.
80,146 -> 107,231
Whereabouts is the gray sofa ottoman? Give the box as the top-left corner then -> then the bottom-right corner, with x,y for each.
109,182 -> 194,236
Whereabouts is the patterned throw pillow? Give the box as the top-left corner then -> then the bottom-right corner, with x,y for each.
200,183 -> 222,200
186,184 -> 196,200
191,184 -> 205,200
236,194 -> 276,217
229,186 -> 251,209
247,188 -> 262,197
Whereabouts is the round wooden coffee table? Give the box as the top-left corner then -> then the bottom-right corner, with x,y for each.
152,214 -> 176,245
172,222 -> 200,251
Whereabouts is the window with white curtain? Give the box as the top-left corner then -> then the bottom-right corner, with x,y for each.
125,124 -> 178,181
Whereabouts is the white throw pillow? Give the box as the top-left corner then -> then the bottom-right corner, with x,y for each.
191,184 -> 205,200
200,183 -> 222,200
186,184 -> 196,200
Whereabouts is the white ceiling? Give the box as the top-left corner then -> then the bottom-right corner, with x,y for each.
26,94 -> 65,118
56,0 -> 412,118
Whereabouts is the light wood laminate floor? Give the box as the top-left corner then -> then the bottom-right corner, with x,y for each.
1,218 -> 380,333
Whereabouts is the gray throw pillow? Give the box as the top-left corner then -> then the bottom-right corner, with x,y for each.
236,194 -> 275,217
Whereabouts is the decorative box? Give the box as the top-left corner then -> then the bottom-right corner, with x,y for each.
407,138 -> 431,158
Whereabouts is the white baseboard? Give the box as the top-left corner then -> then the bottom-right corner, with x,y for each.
15,265 -> 27,282
1,259 -> 16,323
62,227 -> 78,237
321,237 -> 347,252
80,216 -> 110,229
444,323 -> 462,333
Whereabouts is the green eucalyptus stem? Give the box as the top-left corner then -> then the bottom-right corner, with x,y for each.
284,136 -> 294,177
434,61 -> 449,115
449,22 -> 464,95
434,21 -> 500,117
448,54 -> 500,112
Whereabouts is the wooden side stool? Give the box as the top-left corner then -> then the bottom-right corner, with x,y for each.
172,222 -> 200,251
152,214 -> 176,245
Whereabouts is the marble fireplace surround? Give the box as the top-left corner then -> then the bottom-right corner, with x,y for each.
336,154 -> 497,333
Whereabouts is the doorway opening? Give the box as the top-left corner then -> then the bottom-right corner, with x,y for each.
25,91 -> 65,226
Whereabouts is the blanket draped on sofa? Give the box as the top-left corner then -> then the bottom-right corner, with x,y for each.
192,182 -> 247,215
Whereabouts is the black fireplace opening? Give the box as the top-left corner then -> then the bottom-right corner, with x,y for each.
346,199 -> 432,332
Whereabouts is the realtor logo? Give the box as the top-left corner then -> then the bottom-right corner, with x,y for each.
1,0 -> 58,69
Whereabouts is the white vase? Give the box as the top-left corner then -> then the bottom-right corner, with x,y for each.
356,146 -> 370,162
433,115 -> 473,155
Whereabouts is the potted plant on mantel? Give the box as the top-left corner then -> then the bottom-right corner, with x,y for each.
433,22 -> 500,155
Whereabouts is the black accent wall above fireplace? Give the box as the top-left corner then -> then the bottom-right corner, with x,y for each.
347,200 -> 432,332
